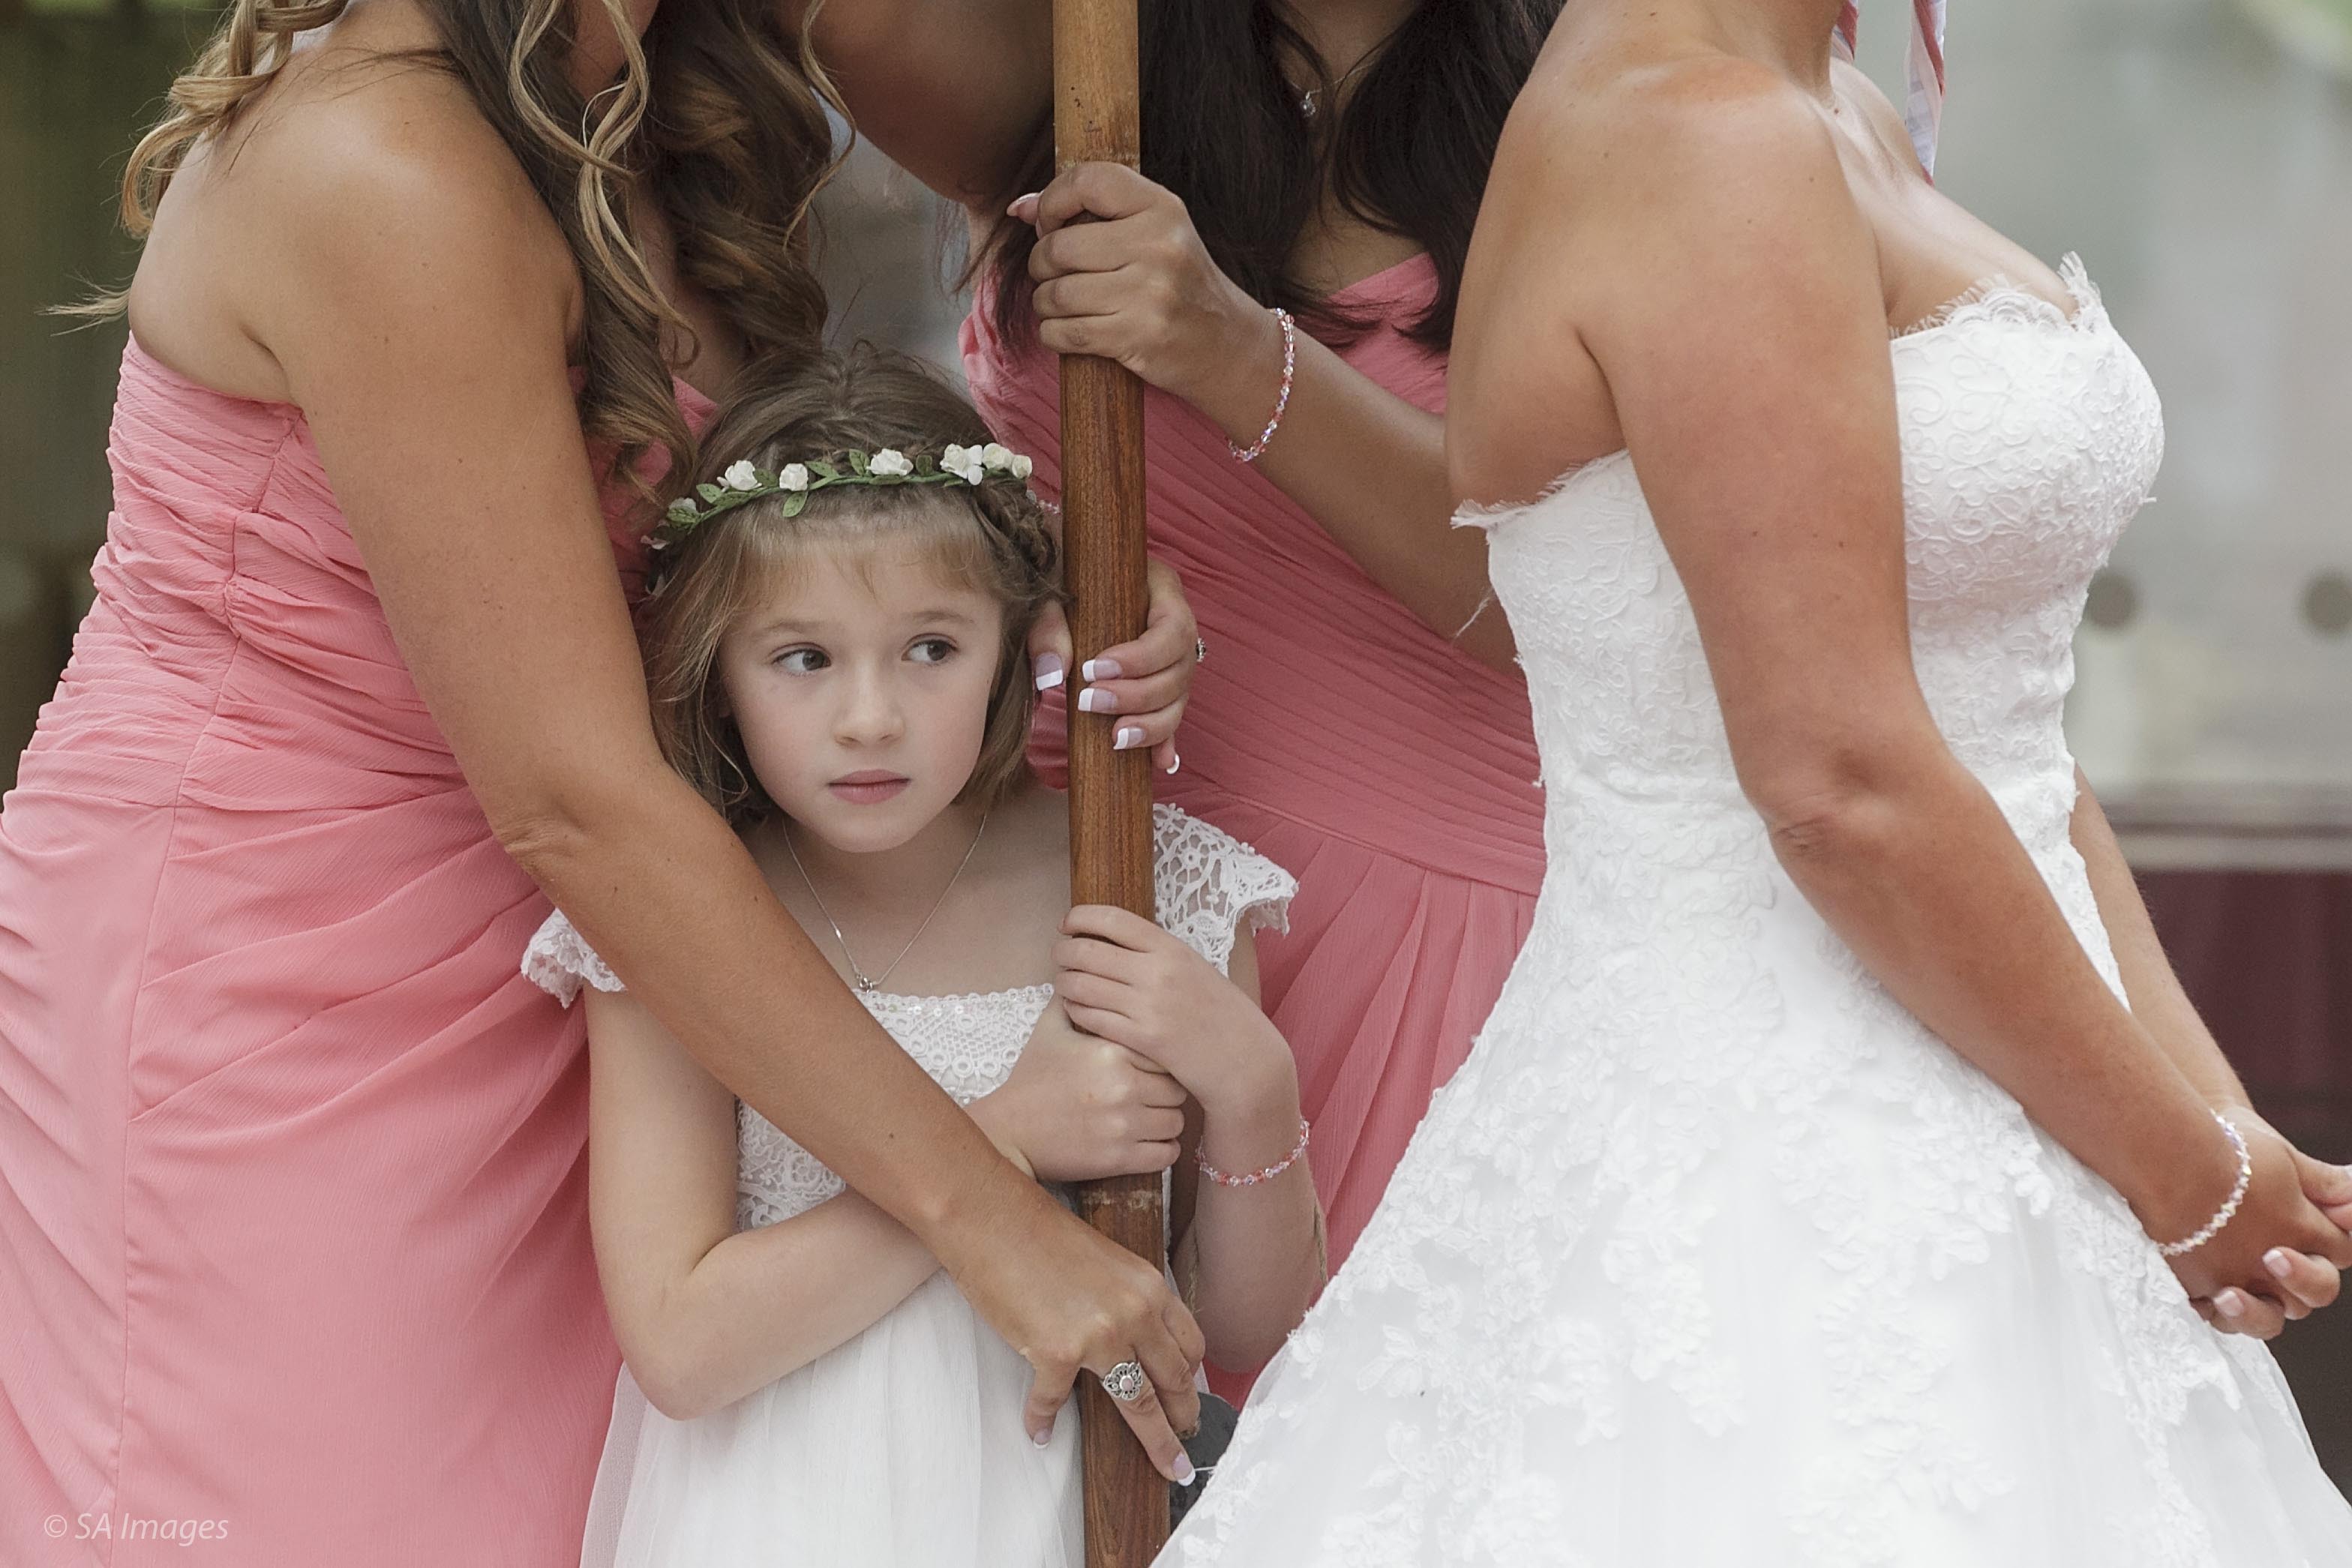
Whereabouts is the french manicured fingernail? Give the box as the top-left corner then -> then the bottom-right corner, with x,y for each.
1165,749 -> 1181,775
2216,1290 -> 2247,1318
1114,727 -> 1146,751
1031,1426 -> 1052,1448
2265,1249 -> 2294,1279
1078,686 -> 1116,713
1033,653 -> 1064,691
1082,657 -> 1122,682
1172,1453 -> 1196,1486
1009,193 -> 1040,217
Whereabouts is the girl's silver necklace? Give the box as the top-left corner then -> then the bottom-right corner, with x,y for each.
781,812 -> 989,994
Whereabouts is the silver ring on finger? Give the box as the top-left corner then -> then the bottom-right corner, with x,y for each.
1193,637 -> 1208,665
1100,1360 -> 1149,1404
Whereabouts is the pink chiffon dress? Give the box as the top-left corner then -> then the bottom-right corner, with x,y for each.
963,256 -> 1546,1394
0,337 -> 709,1566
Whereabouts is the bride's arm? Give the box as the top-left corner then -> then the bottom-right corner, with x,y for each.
1551,67 -> 2350,1307
584,987 -> 945,1420
2066,771 -> 2352,1329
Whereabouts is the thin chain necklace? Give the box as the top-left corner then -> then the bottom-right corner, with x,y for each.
781,812 -> 989,994
1298,48 -> 1379,118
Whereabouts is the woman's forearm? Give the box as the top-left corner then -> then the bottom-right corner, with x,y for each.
636,1192 -> 940,1420
1184,312 -> 1512,667
500,762 -> 1034,1250
1759,746 -> 2241,1237
2067,767 -> 2252,1110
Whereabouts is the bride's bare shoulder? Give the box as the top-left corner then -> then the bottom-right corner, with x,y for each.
1499,44 -> 1845,215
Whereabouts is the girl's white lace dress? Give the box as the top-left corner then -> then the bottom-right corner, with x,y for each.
521,803 -> 1293,1568
1161,258 -> 2352,1567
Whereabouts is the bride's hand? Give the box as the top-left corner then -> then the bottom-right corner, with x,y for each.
1027,557 -> 1198,776
2189,1109 -> 2352,1339
2145,1113 -> 2352,1338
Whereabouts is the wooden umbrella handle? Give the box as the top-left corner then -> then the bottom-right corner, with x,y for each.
1052,0 -> 1167,1564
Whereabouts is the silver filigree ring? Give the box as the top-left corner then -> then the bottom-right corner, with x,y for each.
1099,1360 -> 1148,1404
1193,637 -> 1209,666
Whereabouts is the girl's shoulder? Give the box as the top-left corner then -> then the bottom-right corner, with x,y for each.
1150,804 -> 1297,976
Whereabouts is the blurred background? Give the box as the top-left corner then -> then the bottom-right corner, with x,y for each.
4,0 -> 2347,1475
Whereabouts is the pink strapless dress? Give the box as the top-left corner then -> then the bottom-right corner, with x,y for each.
0,340 -> 710,1566
964,258 -> 1546,1392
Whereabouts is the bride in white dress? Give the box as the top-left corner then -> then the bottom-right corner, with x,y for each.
1164,2 -> 2352,1564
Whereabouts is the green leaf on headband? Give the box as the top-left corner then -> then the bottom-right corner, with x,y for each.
810,460 -> 839,481
696,483 -> 725,504
782,492 -> 809,518
847,450 -> 871,476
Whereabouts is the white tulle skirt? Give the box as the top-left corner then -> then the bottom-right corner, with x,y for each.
1160,831 -> 2352,1567
579,1271 -> 1081,1568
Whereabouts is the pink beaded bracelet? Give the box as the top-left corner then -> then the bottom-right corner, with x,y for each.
1197,1117 -> 1311,1189
1227,307 -> 1296,464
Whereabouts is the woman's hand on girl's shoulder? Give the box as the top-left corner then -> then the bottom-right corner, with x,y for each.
968,1000 -> 1189,1183
1051,906 -> 1293,1126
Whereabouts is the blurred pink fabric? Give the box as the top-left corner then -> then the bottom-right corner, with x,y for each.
964,257 -> 1546,1396
0,339 -> 706,1565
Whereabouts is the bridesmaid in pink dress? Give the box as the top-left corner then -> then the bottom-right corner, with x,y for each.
803,0 -> 1562,1394
0,4 -> 1210,1564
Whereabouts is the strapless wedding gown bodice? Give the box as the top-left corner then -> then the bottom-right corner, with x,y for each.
1162,258 -> 2352,1567
1501,256 -> 2155,893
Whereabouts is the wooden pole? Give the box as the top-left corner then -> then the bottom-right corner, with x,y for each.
1052,0 -> 1165,1564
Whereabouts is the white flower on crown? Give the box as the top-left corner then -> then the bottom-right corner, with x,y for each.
982,443 -> 1016,473
942,444 -> 987,485
723,460 -> 761,491
1010,453 -> 1034,480
778,463 -> 811,492
665,499 -> 699,523
869,448 -> 914,478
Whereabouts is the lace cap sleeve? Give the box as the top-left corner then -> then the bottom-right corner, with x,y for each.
520,908 -> 625,1008
1150,804 -> 1296,976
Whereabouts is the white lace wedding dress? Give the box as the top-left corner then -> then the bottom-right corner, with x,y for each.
1162,257 -> 2352,1567
520,803 -> 1293,1568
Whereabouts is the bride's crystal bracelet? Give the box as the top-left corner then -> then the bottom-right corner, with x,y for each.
2156,1110 -> 2254,1259
1198,1117 -> 1311,1189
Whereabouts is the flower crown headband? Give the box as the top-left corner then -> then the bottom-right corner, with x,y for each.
652,442 -> 1038,552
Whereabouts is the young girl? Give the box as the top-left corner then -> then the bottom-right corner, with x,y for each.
520,345 -> 1326,1567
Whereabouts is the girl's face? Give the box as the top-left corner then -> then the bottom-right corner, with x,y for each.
716,540 -> 1006,855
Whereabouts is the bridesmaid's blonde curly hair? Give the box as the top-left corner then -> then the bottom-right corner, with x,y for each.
75,0 -> 844,511
643,344 -> 1064,826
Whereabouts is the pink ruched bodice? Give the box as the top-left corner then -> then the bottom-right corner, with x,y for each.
963,258 -> 1545,1397
0,338 -> 709,1567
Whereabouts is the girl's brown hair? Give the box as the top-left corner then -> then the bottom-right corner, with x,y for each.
643,343 -> 1062,826
76,0 -> 844,505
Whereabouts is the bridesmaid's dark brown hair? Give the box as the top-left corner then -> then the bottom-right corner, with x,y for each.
974,0 -> 1562,350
